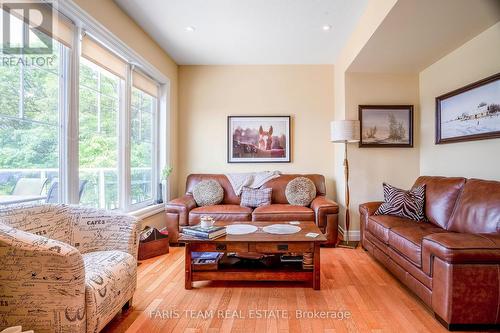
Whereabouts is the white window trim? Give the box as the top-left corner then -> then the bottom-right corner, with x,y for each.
129,203 -> 165,221
55,0 -> 172,212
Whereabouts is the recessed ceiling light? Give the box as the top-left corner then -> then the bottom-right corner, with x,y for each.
322,25 -> 332,31
185,26 -> 196,32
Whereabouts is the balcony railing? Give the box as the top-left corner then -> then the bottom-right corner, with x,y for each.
0,167 -> 153,209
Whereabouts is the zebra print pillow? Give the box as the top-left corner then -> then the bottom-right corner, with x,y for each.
375,183 -> 426,221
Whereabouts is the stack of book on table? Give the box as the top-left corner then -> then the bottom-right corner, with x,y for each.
191,252 -> 224,270
182,225 -> 226,239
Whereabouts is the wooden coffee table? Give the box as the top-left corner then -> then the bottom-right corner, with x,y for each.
179,221 -> 326,290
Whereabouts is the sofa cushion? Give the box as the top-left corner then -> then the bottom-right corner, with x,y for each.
252,204 -> 315,221
189,205 -> 252,225
367,215 -> 416,243
446,178 -> 500,234
388,223 -> 445,267
285,177 -> 316,206
375,183 -> 426,221
413,176 -> 466,229
186,174 -> 240,205
84,250 -> 136,333
240,187 -> 272,208
192,179 -> 224,206
260,174 -> 326,204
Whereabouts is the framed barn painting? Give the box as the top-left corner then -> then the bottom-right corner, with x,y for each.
228,116 -> 291,163
436,72 -> 500,144
359,105 -> 414,148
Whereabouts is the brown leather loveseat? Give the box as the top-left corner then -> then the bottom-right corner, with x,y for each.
360,176 -> 500,330
166,174 -> 339,246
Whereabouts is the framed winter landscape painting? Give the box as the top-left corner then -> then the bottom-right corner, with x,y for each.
359,105 -> 413,148
436,73 -> 500,144
228,116 -> 291,163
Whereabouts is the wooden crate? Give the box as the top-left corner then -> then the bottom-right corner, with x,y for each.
138,237 -> 169,260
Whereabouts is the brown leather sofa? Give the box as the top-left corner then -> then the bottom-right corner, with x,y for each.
360,176 -> 500,330
166,174 -> 339,246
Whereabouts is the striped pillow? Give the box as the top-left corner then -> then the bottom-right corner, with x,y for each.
240,187 -> 272,208
375,183 -> 426,221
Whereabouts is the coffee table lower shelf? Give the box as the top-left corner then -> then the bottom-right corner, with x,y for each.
192,268 -> 313,283
184,243 -> 321,290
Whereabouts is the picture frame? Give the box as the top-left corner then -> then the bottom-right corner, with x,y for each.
358,105 -> 414,148
227,116 -> 291,163
436,72 -> 500,144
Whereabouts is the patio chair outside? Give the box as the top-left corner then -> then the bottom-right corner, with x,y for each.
11,177 -> 48,196
46,179 -> 88,203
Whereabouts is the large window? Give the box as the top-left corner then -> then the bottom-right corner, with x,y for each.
0,4 -> 165,211
0,10 -> 69,203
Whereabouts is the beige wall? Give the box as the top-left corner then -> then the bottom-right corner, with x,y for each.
345,73 -> 420,231
419,22 -> 500,180
139,212 -> 166,230
333,0 -> 398,233
178,65 -> 336,197
73,0 -> 180,198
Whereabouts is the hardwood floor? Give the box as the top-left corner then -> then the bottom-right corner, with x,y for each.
101,247 -> 482,333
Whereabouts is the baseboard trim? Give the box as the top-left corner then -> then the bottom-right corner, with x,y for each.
338,226 -> 361,241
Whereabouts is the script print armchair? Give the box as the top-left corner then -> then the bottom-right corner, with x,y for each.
0,204 -> 139,333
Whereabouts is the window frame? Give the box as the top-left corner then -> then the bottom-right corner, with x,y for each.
128,81 -> 160,211
77,56 -> 122,210
75,38 -> 162,212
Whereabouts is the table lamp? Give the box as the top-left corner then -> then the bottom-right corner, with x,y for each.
330,120 -> 360,249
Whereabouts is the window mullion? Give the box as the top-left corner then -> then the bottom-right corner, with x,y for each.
59,44 -> 69,203
152,93 -> 159,204
119,65 -> 132,211
66,26 -> 82,204
97,72 -> 101,133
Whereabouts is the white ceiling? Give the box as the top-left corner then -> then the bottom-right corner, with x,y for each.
114,0 -> 368,65
348,0 -> 500,73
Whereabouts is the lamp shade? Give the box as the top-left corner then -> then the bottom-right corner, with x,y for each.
330,120 -> 360,143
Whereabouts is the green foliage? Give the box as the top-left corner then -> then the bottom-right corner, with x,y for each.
162,166 -> 173,180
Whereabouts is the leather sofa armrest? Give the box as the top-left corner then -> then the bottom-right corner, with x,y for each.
165,194 -> 197,227
310,196 -> 339,215
359,202 -> 383,250
167,194 -> 197,210
359,201 -> 383,216
310,196 -> 339,247
422,233 -> 500,275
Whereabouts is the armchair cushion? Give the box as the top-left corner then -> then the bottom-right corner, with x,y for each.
0,204 -> 139,259
0,222 -> 86,333
84,250 -> 136,333
252,204 -> 314,222
68,206 -> 139,259
0,204 -> 73,243
422,233 -> 500,274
